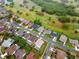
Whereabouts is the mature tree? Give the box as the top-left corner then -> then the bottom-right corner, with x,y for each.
34,18 -> 42,26
58,16 -> 70,23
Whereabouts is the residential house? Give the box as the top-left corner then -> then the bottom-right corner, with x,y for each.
14,49 -> 26,59
5,44 -> 17,55
51,32 -> 58,42
0,18 -> 8,24
28,22 -> 33,28
49,44 -> 56,52
0,35 -> 4,44
35,39 -> 44,50
22,33 -> 31,45
0,0 -> 4,3
37,27 -> 44,34
56,49 -> 67,59
51,31 -> 58,37
26,52 -> 36,59
59,35 -> 68,45
16,30 -> 25,36
70,39 -> 79,51
43,29 -> 51,35
19,18 -> 30,25
9,27 -> 17,33
23,32 -> 30,39
32,24 -> 40,29
27,35 -> 38,44
11,21 -> 21,28
70,39 -> 78,46
2,38 -> 14,47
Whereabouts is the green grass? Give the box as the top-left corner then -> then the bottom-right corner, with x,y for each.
1,47 -> 5,54
44,34 -> 51,38
66,43 -> 74,49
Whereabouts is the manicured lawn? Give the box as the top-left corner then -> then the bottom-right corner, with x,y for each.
66,43 -> 74,49
1,47 -> 5,54
44,34 -> 52,38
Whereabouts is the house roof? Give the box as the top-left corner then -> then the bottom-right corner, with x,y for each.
11,21 -> 20,27
14,49 -> 26,59
9,28 -> 16,33
28,22 -> 33,28
43,29 -> 51,34
2,38 -> 14,47
59,35 -> 67,43
32,24 -> 40,29
0,18 -> 8,23
6,44 -> 17,55
0,35 -> 4,43
26,52 -> 36,59
56,49 -> 67,59
23,33 -> 30,39
37,27 -> 44,33
0,0 -> 4,3
27,35 -> 38,42
51,31 -> 58,37
35,39 -> 44,49
19,18 -> 30,25
70,39 -> 78,46
16,30 -> 25,36
49,44 -> 56,52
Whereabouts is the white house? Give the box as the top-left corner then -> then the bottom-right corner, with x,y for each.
2,38 -> 14,47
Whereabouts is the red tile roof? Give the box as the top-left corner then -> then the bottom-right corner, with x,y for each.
56,49 -> 67,59
26,52 -> 36,59
6,44 -> 17,55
